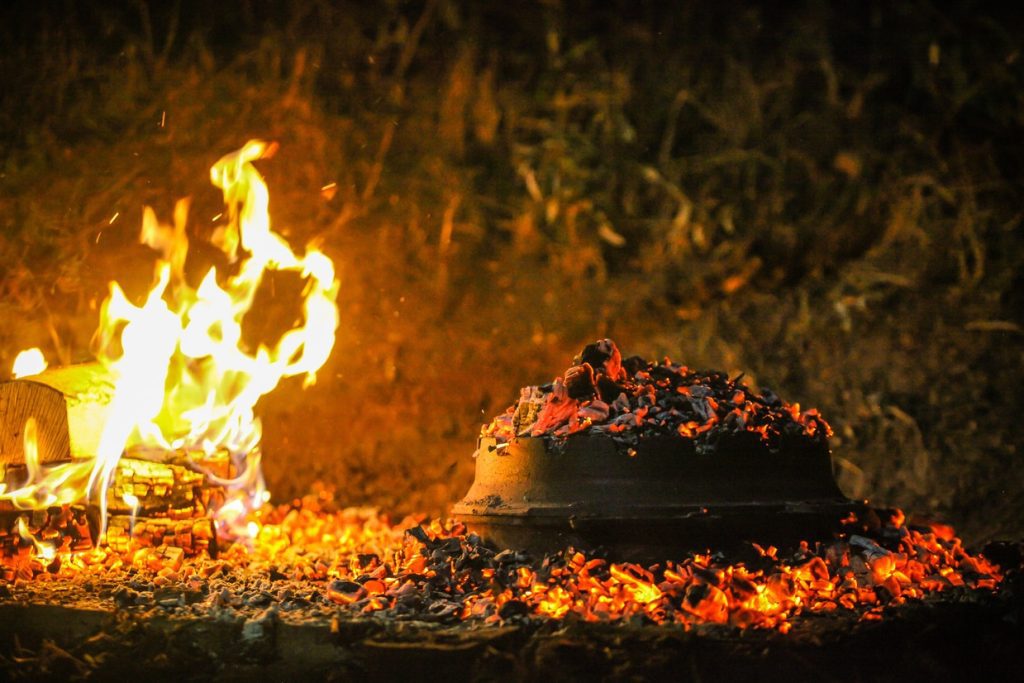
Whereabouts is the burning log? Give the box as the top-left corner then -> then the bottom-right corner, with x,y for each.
106,457 -> 205,516
1,454 -> 225,564
0,363 -> 113,465
0,505 -> 95,580
1,362 -> 231,555
0,384 -> 230,565
102,455 -> 226,558
104,515 -> 216,557
105,454 -> 231,518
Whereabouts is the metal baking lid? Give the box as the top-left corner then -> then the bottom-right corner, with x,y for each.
453,434 -> 859,559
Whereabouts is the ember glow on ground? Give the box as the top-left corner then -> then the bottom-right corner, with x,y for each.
0,491 -> 1001,633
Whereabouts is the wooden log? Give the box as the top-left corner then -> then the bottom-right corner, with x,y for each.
2,364 -> 235,511
106,457 -> 206,516
106,452 -> 234,515
0,363 -> 114,465
0,381 -> 69,466
3,452 -> 230,522
105,514 -> 217,557
1,365 -> 231,563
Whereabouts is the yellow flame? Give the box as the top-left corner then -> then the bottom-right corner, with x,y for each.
16,517 -> 57,563
123,491 -> 140,540
0,417 -> 93,510
122,492 -> 140,512
1,140 -> 340,536
12,348 -> 47,378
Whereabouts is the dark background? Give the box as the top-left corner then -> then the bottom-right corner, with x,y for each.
1,1 -> 1021,543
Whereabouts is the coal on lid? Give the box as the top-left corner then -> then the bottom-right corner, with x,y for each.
482,339 -> 831,452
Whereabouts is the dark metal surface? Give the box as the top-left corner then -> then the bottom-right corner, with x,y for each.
453,433 -> 860,559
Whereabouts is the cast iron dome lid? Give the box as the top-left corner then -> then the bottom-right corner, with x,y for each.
453,339 -> 860,559
453,433 -> 859,560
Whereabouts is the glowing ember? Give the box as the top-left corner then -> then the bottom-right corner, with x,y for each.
482,339 -> 830,451
0,492 -> 1003,632
11,348 -> 47,379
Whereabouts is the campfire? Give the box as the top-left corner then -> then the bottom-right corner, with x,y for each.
0,142 -> 1013,678
1,140 -> 338,568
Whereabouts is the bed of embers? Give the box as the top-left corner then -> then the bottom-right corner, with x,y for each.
0,487 -> 1004,634
482,338 -> 830,452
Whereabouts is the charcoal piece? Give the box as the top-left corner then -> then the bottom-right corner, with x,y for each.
578,400 -> 610,422
578,340 -> 613,369
596,376 -> 625,403
405,525 -> 433,547
660,395 -> 689,412
688,385 -> 711,399
649,365 -> 679,382
610,396 -> 632,418
578,338 -> 626,380
622,355 -> 647,377
722,411 -> 745,430
689,397 -> 714,422
498,599 -> 530,619
564,364 -> 597,400
328,580 -> 365,602
873,584 -> 897,603
493,549 -> 516,563
683,582 -> 713,608
693,566 -> 721,587
850,535 -> 888,560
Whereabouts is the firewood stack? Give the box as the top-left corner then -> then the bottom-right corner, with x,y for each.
1,363 -> 229,566
103,451 -> 227,556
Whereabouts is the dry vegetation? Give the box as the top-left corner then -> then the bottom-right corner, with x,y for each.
1,1 -> 1021,542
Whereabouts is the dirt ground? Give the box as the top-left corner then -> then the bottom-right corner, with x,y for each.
1,1 -> 1022,543
2,587 -> 1023,682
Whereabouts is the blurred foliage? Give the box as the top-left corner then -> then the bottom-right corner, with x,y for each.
0,0 -> 1021,542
